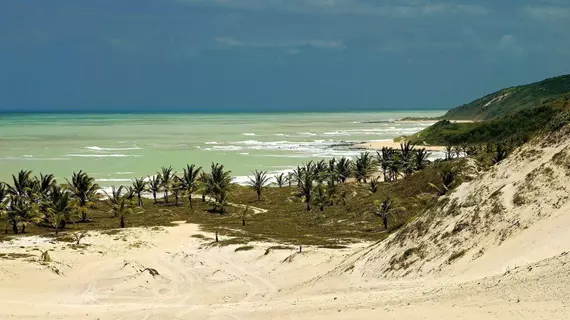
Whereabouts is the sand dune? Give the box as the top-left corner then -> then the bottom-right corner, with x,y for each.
2,129 -> 570,319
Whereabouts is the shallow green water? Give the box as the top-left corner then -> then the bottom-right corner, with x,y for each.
0,111 -> 444,188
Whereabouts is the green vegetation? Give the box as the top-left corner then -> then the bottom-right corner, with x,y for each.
0,147 -> 473,246
443,74 -> 570,120
407,105 -> 559,146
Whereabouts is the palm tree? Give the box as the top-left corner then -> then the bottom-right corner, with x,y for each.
7,195 -> 39,233
369,177 -> 380,194
115,197 -> 133,228
335,157 -> 352,183
389,153 -> 402,181
400,142 -> 416,177
354,152 -> 377,183
298,162 -> 315,211
248,170 -> 270,201
287,172 -> 294,187
8,170 -> 34,198
493,144 -> 508,164
444,145 -> 454,161
147,175 -> 161,205
159,166 -> 174,203
105,185 -> 124,217
36,173 -> 56,200
204,163 -> 232,213
131,178 -> 147,207
171,176 -> 183,206
313,183 -> 328,212
66,170 -> 100,223
182,164 -> 202,209
46,186 -> 73,235
373,198 -> 394,230
314,160 -> 328,184
414,148 -> 431,171
275,173 -> 287,188
124,186 -> 136,206
377,147 -> 395,182
429,167 -> 456,196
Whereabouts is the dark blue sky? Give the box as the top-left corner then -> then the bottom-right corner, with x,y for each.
1,0 -> 569,112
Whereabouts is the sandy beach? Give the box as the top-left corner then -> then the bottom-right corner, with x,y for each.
354,139 -> 447,151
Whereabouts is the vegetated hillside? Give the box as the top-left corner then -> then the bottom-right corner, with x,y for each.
405,92 -> 570,145
337,123 -> 570,280
443,74 -> 570,120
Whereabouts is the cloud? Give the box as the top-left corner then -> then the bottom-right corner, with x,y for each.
215,37 -> 346,50
215,37 -> 244,47
180,0 -> 489,17
521,5 -> 570,20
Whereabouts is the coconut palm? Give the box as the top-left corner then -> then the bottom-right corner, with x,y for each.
8,170 -> 34,198
147,174 -> 161,205
388,153 -> 402,181
287,172 -> 294,187
203,163 -> 232,213
429,167 -> 456,196
7,195 -> 39,233
66,170 -> 100,223
249,170 -> 270,201
159,166 -> 174,203
400,141 -> 416,177
114,197 -> 133,228
314,160 -> 328,183
373,198 -> 394,230
335,157 -> 352,183
377,147 -> 395,182
493,144 -> 508,164
124,186 -> 136,206
182,164 -> 202,209
313,183 -> 328,212
369,177 -> 380,194
104,185 -> 124,217
171,176 -> 183,206
444,145 -> 454,161
298,162 -> 315,211
414,148 -> 431,171
36,173 -> 56,200
354,152 -> 377,183
275,173 -> 287,188
46,186 -> 73,235
131,178 -> 147,207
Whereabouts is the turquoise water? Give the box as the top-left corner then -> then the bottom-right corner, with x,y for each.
0,111 -> 444,188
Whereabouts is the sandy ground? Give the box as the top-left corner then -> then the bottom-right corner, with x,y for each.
354,139 -> 446,151
0,221 -> 568,319
2,128 -> 570,319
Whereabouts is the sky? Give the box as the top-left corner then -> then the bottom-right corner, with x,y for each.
0,0 -> 569,113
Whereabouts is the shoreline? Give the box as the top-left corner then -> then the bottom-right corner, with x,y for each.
353,139 -> 447,152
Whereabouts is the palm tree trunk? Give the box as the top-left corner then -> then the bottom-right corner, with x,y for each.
120,216 -> 125,228
175,193 -> 179,206
257,192 -> 261,202
164,191 -> 169,203
21,224 -> 25,233
188,193 -> 193,209
306,201 -> 311,211
153,192 -> 157,205
202,194 -> 206,202
12,221 -> 18,234
138,193 -> 143,207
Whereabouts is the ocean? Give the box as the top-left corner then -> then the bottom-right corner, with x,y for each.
0,111 -> 445,189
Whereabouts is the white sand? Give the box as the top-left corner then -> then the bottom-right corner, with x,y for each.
2,129 -> 570,319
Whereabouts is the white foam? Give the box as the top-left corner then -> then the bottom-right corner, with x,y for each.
115,172 -> 134,175
86,146 -> 141,151
68,154 -> 138,158
204,141 -> 218,145
243,133 -> 256,136
97,178 -> 132,182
